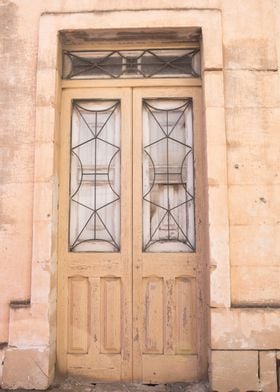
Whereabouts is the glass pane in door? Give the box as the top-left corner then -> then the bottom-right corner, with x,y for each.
143,99 -> 195,252
69,100 -> 121,252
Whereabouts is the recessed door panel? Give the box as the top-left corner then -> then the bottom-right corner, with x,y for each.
100,277 -> 121,354
142,277 -> 164,354
67,276 -> 89,354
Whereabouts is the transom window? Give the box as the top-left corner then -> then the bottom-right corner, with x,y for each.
63,48 -> 201,79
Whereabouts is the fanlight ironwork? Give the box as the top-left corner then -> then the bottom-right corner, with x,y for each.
63,48 -> 200,79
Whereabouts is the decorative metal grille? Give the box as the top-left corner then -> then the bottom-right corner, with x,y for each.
69,100 -> 121,252
63,48 -> 200,80
143,99 -> 195,252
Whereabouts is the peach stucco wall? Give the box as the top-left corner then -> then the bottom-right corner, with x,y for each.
0,0 -> 280,390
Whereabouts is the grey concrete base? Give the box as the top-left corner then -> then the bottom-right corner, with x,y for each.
1,376 -> 209,391
53,377 -> 209,392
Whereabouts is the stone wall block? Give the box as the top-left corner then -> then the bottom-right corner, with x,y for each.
203,71 -> 224,107
0,144 -> 34,185
225,70 -> 280,108
209,224 -> 230,308
2,348 -> 52,389
201,12 -> 223,70
36,69 -> 57,108
34,143 -> 55,182
8,305 -> 50,348
32,221 -> 53,262
205,107 -> 226,146
35,106 -> 56,143
259,351 -> 278,391
207,145 -> 227,186
226,107 -> 280,145
211,308 -> 280,350
30,261 -> 52,304
0,347 -> 6,383
0,182 -> 32,304
211,350 -> 259,392
33,181 -> 54,223
230,224 -> 280,267
228,144 -> 280,185
208,185 -> 229,226
37,17 -> 58,70
0,182 -> 33,223
48,342 -> 56,384
222,0 -> 276,41
52,0 -> 222,12
49,297 -> 57,348
229,185 -> 280,225
231,265 -> 280,305
0,305 -> 9,343
224,38 -> 278,70
209,262 -> 230,308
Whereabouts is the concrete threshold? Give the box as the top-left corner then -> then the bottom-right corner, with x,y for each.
1,377 -> 209,391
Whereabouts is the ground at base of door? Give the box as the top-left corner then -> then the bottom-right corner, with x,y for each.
51,377 -> 209,392
1,377 -> 209,391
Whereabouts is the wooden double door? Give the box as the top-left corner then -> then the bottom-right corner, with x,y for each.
57,86 -> 207,383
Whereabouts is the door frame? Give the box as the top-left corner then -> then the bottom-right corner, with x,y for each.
26,14 -> 229,388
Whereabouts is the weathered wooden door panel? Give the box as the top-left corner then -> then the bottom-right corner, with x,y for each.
132,87 -> 206,383
57,88 -> 133,381
57,86 -> 206,383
